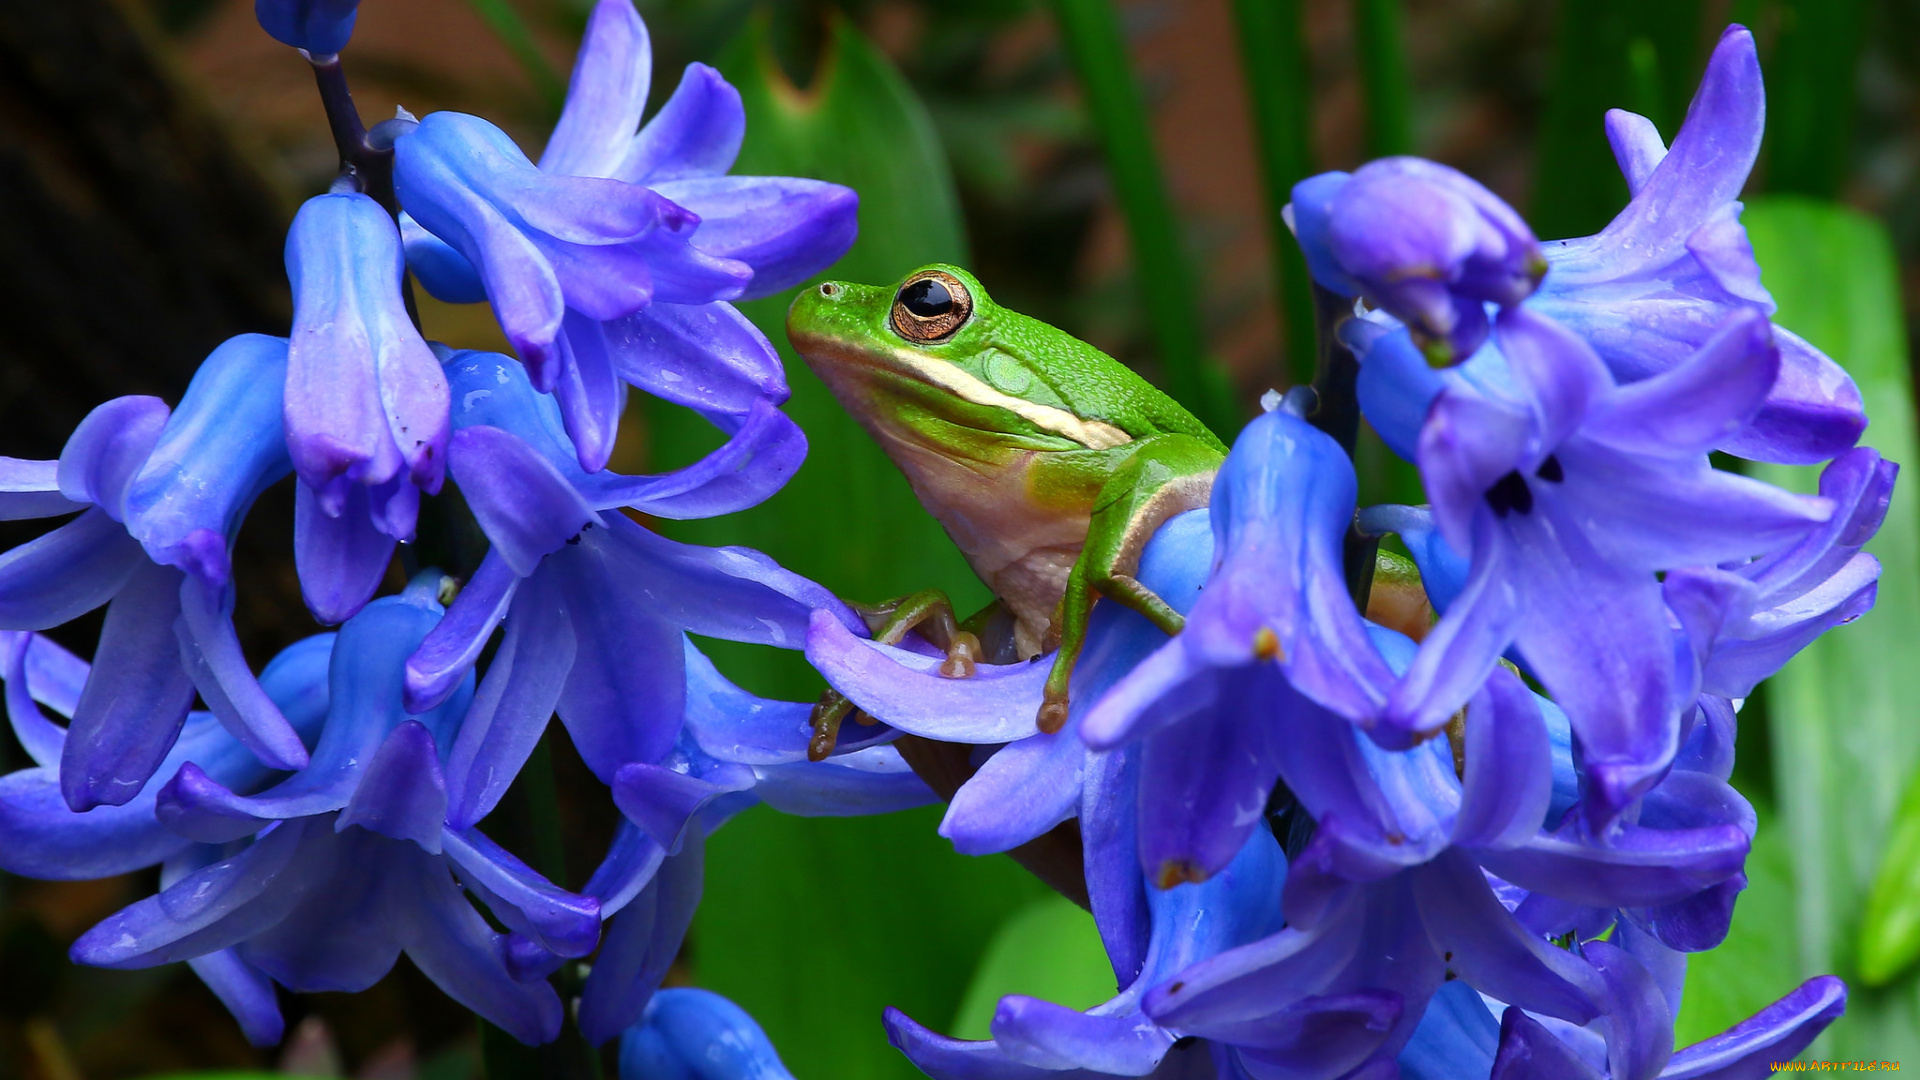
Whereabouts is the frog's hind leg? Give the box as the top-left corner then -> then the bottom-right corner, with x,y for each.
807,589 -> 989,761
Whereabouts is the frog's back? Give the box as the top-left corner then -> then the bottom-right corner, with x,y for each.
987,308 -> 1227,453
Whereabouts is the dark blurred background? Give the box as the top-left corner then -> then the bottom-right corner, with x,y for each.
0,0 -> 1914,1075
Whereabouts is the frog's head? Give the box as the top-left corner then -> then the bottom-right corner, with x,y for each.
786,263 -> 1133,451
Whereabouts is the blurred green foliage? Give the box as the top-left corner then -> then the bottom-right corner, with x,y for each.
1739,199 -> 1920,1059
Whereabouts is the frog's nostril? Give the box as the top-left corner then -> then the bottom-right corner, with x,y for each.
819,283 -> 840,298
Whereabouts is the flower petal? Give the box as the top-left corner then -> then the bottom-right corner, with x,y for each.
620,988 -> 799,1080
654,176 -> 858,299
0,507 -> 146,631
577,832 -> 706,1044
552,309 -> 628,472
1487,1008 -> 1607,1080
443,826 -> 601,958
59,560 -> 196,811
621,63 -> 744,183
1584,309 -> 1776,458
406,550 -> 519,713
445,574 -> 576,828
1661,976 -> 1845,1079
578,398 -> 806,518
613,759 -> 756,852
188,949 -> 285,1047
807,612 -> 1046,744
176,576 -> 310,773
336,720 -> 450,852
940,729 -> 1084,856
448,425 -> 598,576
386,845 -> 565,1045
56,397 -> 169,520
603,301 -> 788,415
70,817 -> 317,969
124,334 -> 292,588
1604,109 -> 1666,196
294,480 -> 396,625
1452,665 -> 1554,850
1414,851 -> 1603,1025
538,0 -> 651,180
1476,817 -> 1748,910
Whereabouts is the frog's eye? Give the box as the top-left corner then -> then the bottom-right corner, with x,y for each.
891,271 -> 973,343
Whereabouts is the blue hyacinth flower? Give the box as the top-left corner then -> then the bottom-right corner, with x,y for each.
0,335 -> 309,809
284,190 -> 450,624
392,0 -> 856,471
68,576 -> 599,1046
254,0 -> 359,57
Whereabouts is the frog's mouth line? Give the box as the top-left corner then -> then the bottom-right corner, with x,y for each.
789,329 -> 1133,452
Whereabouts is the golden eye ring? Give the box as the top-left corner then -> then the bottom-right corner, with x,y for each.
890,270 -> 973,343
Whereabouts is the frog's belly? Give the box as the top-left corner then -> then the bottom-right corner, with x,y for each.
880,438 -> 1091,658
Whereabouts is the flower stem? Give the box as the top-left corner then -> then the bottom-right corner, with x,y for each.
1229,0 -> 1318,390
306,52 -> 420,328
1306,282 -> 1379,608
1049,0 -> 1235,436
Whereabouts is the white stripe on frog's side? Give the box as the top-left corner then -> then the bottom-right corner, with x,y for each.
882,343 -> 1134,450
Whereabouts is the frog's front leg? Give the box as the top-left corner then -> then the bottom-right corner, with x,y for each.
808,589 -> 991,761
1036,435 -> 1220,732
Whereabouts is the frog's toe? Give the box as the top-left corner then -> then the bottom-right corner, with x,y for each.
938,631 -> 983,679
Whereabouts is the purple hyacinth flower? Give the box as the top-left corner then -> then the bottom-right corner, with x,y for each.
1384,306 -> 1829,827
620,989 -> 800,1079
285,191 -> 450,624
0,629 -> 333,1045
1529,26 -> 1865,465
805,507 -> 1214,862
0,336 -> 310,809
254,0 -> 358,56
511,642 -> 929,1045
1666,447 -> 1893,700
1076,396 -> 1400,886
74,577 -> 599,1047
1481,952 -> 1844,1079
393,0 -> 856,471
885,825 -> 1298,1079
396,348 -> 837,818
1289,159 -> 1545,364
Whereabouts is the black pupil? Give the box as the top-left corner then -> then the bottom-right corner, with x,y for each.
901,278 -> 954,317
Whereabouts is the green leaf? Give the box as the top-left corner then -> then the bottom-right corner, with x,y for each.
1862,772 -> 1920,984
949,893 -> 1114,1040
1734,197 -> 1920,1057
660,18 -> 1055,1079
699,806 -> 1051,1080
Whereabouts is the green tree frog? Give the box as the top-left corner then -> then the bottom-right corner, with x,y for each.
787,264 -> 1227,757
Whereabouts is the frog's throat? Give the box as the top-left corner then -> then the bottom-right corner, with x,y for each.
803,335 -> 1133,451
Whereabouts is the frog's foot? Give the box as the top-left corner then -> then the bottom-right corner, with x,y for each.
808,692 -> 855,762
1037,687 -> 1071,734
940,631 -> 983,678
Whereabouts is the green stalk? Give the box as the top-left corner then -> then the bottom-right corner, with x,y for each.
1229,0 -> 1316,390
1352,0 -> 1413,157
1049,0 -> 1233,435
464,0 -> 568,116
